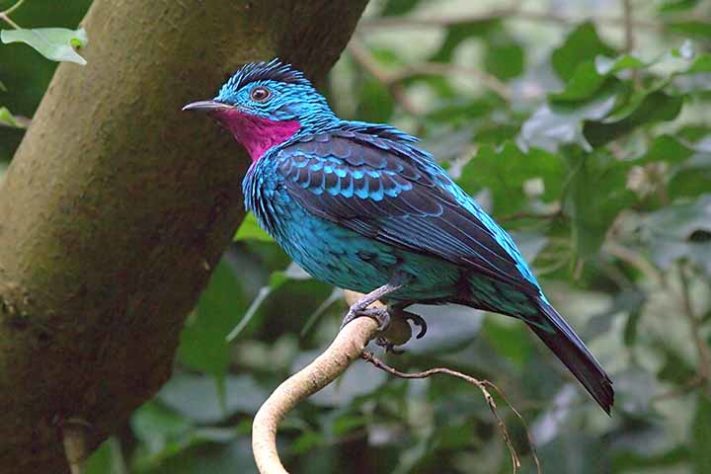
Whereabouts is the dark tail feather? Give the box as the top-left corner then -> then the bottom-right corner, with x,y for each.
528,299 -> 614,414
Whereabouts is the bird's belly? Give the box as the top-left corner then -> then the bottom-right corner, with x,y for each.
271,203 -> 459,301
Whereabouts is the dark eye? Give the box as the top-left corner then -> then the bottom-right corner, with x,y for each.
250,86 -> 271,102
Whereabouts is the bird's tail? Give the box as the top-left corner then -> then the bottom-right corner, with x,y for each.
527,299 -> 614,414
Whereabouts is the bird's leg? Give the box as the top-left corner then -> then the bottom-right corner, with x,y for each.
375,305 -> 428,354
340,273 -> 409,331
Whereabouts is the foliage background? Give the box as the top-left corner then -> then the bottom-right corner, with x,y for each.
1,0 -> 710,472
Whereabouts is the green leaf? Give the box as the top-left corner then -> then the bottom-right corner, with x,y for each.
692,393 -> 711,472
551,22 -> 616,81
234,212 -> 272,242
355,74 -> 394,123
637,134 -> 694,166
666,21 -> 711,39
431,19 -> 499,62
551,55 -> 645,103
131,402 -> 194,456
583,90 -> 683,147
0,106 -> 23,128
639,194 -> 711,275
178,259 -> 247,377
1,27 -> 88,65
458,142 -> 564,216
483,32 -> 524,81
85,437 -> 127,474
658,0 -> 700,12
381,0 -> 422,16
483,318 -> 533,368
519,93 -> 617,152
158,373 -> 267,423
565,151 -> 635,259
550,61 -> 610,102
687,53 -> 711,73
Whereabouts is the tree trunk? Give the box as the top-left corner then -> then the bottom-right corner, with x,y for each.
0,1 -> 367,472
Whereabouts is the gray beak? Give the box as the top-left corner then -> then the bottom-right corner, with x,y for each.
182,100 -> 232,112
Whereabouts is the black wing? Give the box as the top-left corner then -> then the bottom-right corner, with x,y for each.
275,128 -> 540,295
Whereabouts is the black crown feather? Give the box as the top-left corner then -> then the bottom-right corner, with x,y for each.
226,58 -> 310,90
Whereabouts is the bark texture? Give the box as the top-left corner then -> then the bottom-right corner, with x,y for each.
0,1 -> 368,472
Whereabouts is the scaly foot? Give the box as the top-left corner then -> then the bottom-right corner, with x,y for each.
341,305 -> 391,332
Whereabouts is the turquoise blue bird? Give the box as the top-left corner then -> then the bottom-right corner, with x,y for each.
184,59 -> 614,413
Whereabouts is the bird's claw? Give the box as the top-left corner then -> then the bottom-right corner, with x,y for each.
341,303 -> 428,355
341,306 -> 391,332
375,336 -> 405,354
400,309 -> 427,339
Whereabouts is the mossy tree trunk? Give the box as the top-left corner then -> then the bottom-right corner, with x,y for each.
0,0 -> 367,472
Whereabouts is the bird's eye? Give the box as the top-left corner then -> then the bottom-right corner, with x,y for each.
250,86 -> 271,102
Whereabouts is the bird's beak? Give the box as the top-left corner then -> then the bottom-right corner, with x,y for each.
182,100 -> 232,112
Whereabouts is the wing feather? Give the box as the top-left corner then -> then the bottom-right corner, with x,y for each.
276,129 -> 539,294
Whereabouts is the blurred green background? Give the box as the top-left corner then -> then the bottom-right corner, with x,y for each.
2,0 -> 710,472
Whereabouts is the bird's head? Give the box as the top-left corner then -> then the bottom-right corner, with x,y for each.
183,59 -> 335,161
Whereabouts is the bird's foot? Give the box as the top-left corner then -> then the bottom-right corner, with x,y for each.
341,305 -> 391,332
374,307 -> 428,354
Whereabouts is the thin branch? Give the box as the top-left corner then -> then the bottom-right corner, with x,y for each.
0,11 -> 21,29
0,0 -> 25,29
252,316 -> 381,474
347,38 -> 422,116
358,7 -> 663,31
603,241 -> 664,285
348,37 -> 511,117
388,62 -> 511,102
1,0 -> 26,16
253,291 -> 534,473
62,418 -> 91,474
361,351 -> 541,473
622,0 -> 635,53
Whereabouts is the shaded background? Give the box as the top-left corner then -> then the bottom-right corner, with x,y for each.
1,0 -> 710,472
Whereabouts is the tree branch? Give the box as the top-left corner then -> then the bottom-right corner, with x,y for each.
253,291 -> 538,473
253,317 -> 380,474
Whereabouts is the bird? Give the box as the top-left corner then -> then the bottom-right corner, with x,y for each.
183,59 -> 614,413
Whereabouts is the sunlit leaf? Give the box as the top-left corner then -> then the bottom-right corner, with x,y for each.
0,106 -> 23,128
1,27 -> 88,65
551,22 -> 616,81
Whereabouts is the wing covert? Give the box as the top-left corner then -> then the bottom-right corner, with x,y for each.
276,130 -> 539,294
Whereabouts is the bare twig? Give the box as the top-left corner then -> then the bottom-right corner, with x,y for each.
348,37 -> 511,115
361,352 -> 541,473
0,0 -> 25,29
622,0 -> 635,53
389,62 -> 511,102
604,241 -> 663,285
347,38 -> 422,116
62,418 -> 91,474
